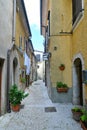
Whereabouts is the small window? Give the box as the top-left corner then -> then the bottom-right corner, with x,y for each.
20,69 -> 25,78
47,10 -> 50,37
19,35 -> 22,49
24,37 -> 26,50
25,40 -> 27,53
72,0 -> 84,25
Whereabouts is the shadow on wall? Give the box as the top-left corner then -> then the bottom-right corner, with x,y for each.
47,87 -> 73,103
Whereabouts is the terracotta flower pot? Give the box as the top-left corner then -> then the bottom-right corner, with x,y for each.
57,88 -> 68,93
59,66 -> 65,71
80,120 -> 87,130
72,110 -> 83,121
11,104 -> 20,112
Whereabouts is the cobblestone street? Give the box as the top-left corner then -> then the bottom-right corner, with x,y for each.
0,80 -> 82,130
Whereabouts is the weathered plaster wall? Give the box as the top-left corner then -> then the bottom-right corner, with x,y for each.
0,0 -> 13,114
0,0 -> 13,56
72,0 -> 87,101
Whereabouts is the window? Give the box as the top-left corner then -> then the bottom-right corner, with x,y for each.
36,54 -> 40,62
19,35 -> 22,49
72,0 -> 84,25
47,10 -> 50,37
25,40 -> 28,53
45,10 -> 50,48
22,70 -> 25,78
24,37 -> 26,50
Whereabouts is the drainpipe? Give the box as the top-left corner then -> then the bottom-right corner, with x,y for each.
7,0 -> 16,112
44,26 -> 47,86
7,50 -> 11,113
12,0 -> 16,43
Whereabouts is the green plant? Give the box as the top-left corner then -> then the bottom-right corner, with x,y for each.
81,115 -> 87,122
59,64 -> 65,67
71,107 -> 82,112
63,83 -> 68,88
81,108 -> 86,114
20,78 -> 26,83
56,82 -> 63,88
80,110 -> 87,128
71,107 -> 84,121
56,81 -> 68,88
9,84 -> 28,106
80,109 -> 87,121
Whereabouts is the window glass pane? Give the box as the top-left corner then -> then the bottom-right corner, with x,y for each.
72,0 -> 82,24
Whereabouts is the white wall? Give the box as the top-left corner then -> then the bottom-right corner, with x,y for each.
34,51 -> 45,80
37,61 -> 45,80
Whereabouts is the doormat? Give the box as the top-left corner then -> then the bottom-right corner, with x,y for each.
45,107 -> 57,112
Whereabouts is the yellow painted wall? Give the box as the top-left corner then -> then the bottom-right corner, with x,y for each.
72,0 -> 87,66
43,0 -> 87,103
15,12 -> 27,50
72,0 -> 87,99
50,0 -> 72,35
48,0 -> 72,88
49,35 -> 72,88
15,11 -> 27,69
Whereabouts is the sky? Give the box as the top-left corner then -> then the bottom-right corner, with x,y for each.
24,0 -> 44,52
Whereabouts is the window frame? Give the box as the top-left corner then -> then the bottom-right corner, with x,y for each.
72,0 -> 84,30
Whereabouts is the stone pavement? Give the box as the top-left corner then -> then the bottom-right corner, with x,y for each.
0,80 -> 82,130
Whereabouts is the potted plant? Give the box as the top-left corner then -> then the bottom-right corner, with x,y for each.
84,80 -> 87,84
9,84 -> 28,112
59,64 -> 65,71
80,109 -> 87,129
56,81 -> 68,92
20,77 -> 26,83
71,107 -> 83,121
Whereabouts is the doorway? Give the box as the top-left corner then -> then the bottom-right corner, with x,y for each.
0,59 -> 4,114
13,57 -> 18,84
73,58 -> 83,105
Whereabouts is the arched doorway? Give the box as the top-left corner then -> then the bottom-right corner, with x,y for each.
0,59 -> 4,115
73,58 -> 83,105
13,57 -> 18,84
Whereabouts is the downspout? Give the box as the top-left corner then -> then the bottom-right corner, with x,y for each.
7,0 -> 16,113
7,50 -> 11,113
43,26 -> 47,86
12,0 -> 16,43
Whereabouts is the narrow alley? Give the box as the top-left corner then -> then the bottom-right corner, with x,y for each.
0,80 -> 82,130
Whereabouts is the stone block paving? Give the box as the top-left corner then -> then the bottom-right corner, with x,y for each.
0,80 -> 83,130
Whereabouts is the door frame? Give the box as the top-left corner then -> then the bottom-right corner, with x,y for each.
72,53 -> 84,105
0,58 -> 4,114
